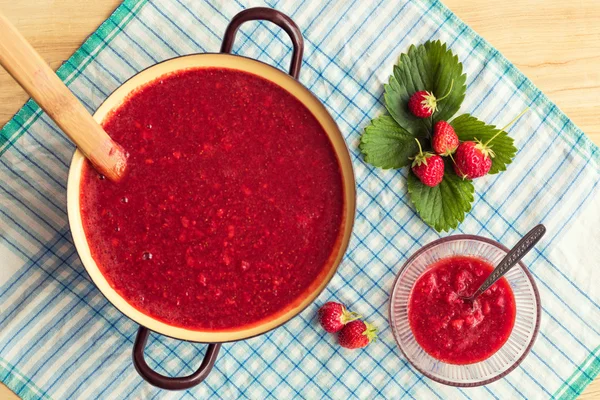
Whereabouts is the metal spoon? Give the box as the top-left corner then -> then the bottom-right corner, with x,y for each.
461,224 -> 546,303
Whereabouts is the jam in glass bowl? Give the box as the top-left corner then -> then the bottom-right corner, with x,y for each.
389,235 -> 541,386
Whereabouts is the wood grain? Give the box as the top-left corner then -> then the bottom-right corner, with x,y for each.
0,0 -> 598,399
0,11 -> 128,181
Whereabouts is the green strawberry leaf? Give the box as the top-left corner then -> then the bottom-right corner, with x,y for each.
407,168 -> 474,232
359,115 -> 424,169
384,40 -> 467,136
450,114 -> 518,174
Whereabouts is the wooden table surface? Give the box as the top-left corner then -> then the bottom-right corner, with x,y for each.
0,0 -> 598,398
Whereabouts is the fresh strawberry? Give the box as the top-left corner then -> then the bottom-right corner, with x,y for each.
338,320 -> 378,349
408,81 -> 455,119
411,139 -> 444,187
318,302 -> 360,333
453,141 -> 493,179
453,109 -> 529,179
432,121 -> 459,156
408,90 -> 437,118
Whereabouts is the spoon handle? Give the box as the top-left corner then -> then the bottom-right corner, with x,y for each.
471,224 -> 546,300
0,12 -> 127,182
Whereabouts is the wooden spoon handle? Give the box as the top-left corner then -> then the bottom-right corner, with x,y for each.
0,12 -> 127,181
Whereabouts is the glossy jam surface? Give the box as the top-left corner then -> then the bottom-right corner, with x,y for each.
80,68 -> 344,330
408,256 -> 516,364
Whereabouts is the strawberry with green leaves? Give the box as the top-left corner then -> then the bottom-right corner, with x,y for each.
408,91 -> 437,118
453,140 -> 493,179
407,81 -> 454,119
454,109 -> 528,179
432,121 -> 459,156
318,302 -> 360,333
359,41 -> 522,232
338,320 -> 378,349
411,139 -> 444,187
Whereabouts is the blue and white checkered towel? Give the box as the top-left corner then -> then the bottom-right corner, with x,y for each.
1,0 -> 599,398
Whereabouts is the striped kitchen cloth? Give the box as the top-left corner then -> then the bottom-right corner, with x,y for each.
1,0 -> 599,398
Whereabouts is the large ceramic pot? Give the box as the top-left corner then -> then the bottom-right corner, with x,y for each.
66,7 -> 356,390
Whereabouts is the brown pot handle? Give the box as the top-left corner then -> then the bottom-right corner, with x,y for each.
133,327 -> 221,390
220,7 -> 304,79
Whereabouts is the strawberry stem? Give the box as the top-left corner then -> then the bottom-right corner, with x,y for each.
436,79 -> 454,102
341,307 -> 361,324
484,108 -> 530,147
414,138 -> 423,156
412,138 -> 433,167
499,108 -> 529,132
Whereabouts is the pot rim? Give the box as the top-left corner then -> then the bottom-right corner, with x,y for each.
67,52 -> 356,343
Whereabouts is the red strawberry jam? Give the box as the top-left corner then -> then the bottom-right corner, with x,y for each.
408,256 -> 516,364
80,68 -> 344,330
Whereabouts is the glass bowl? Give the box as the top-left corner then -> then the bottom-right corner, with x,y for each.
389,235 -> 541,387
